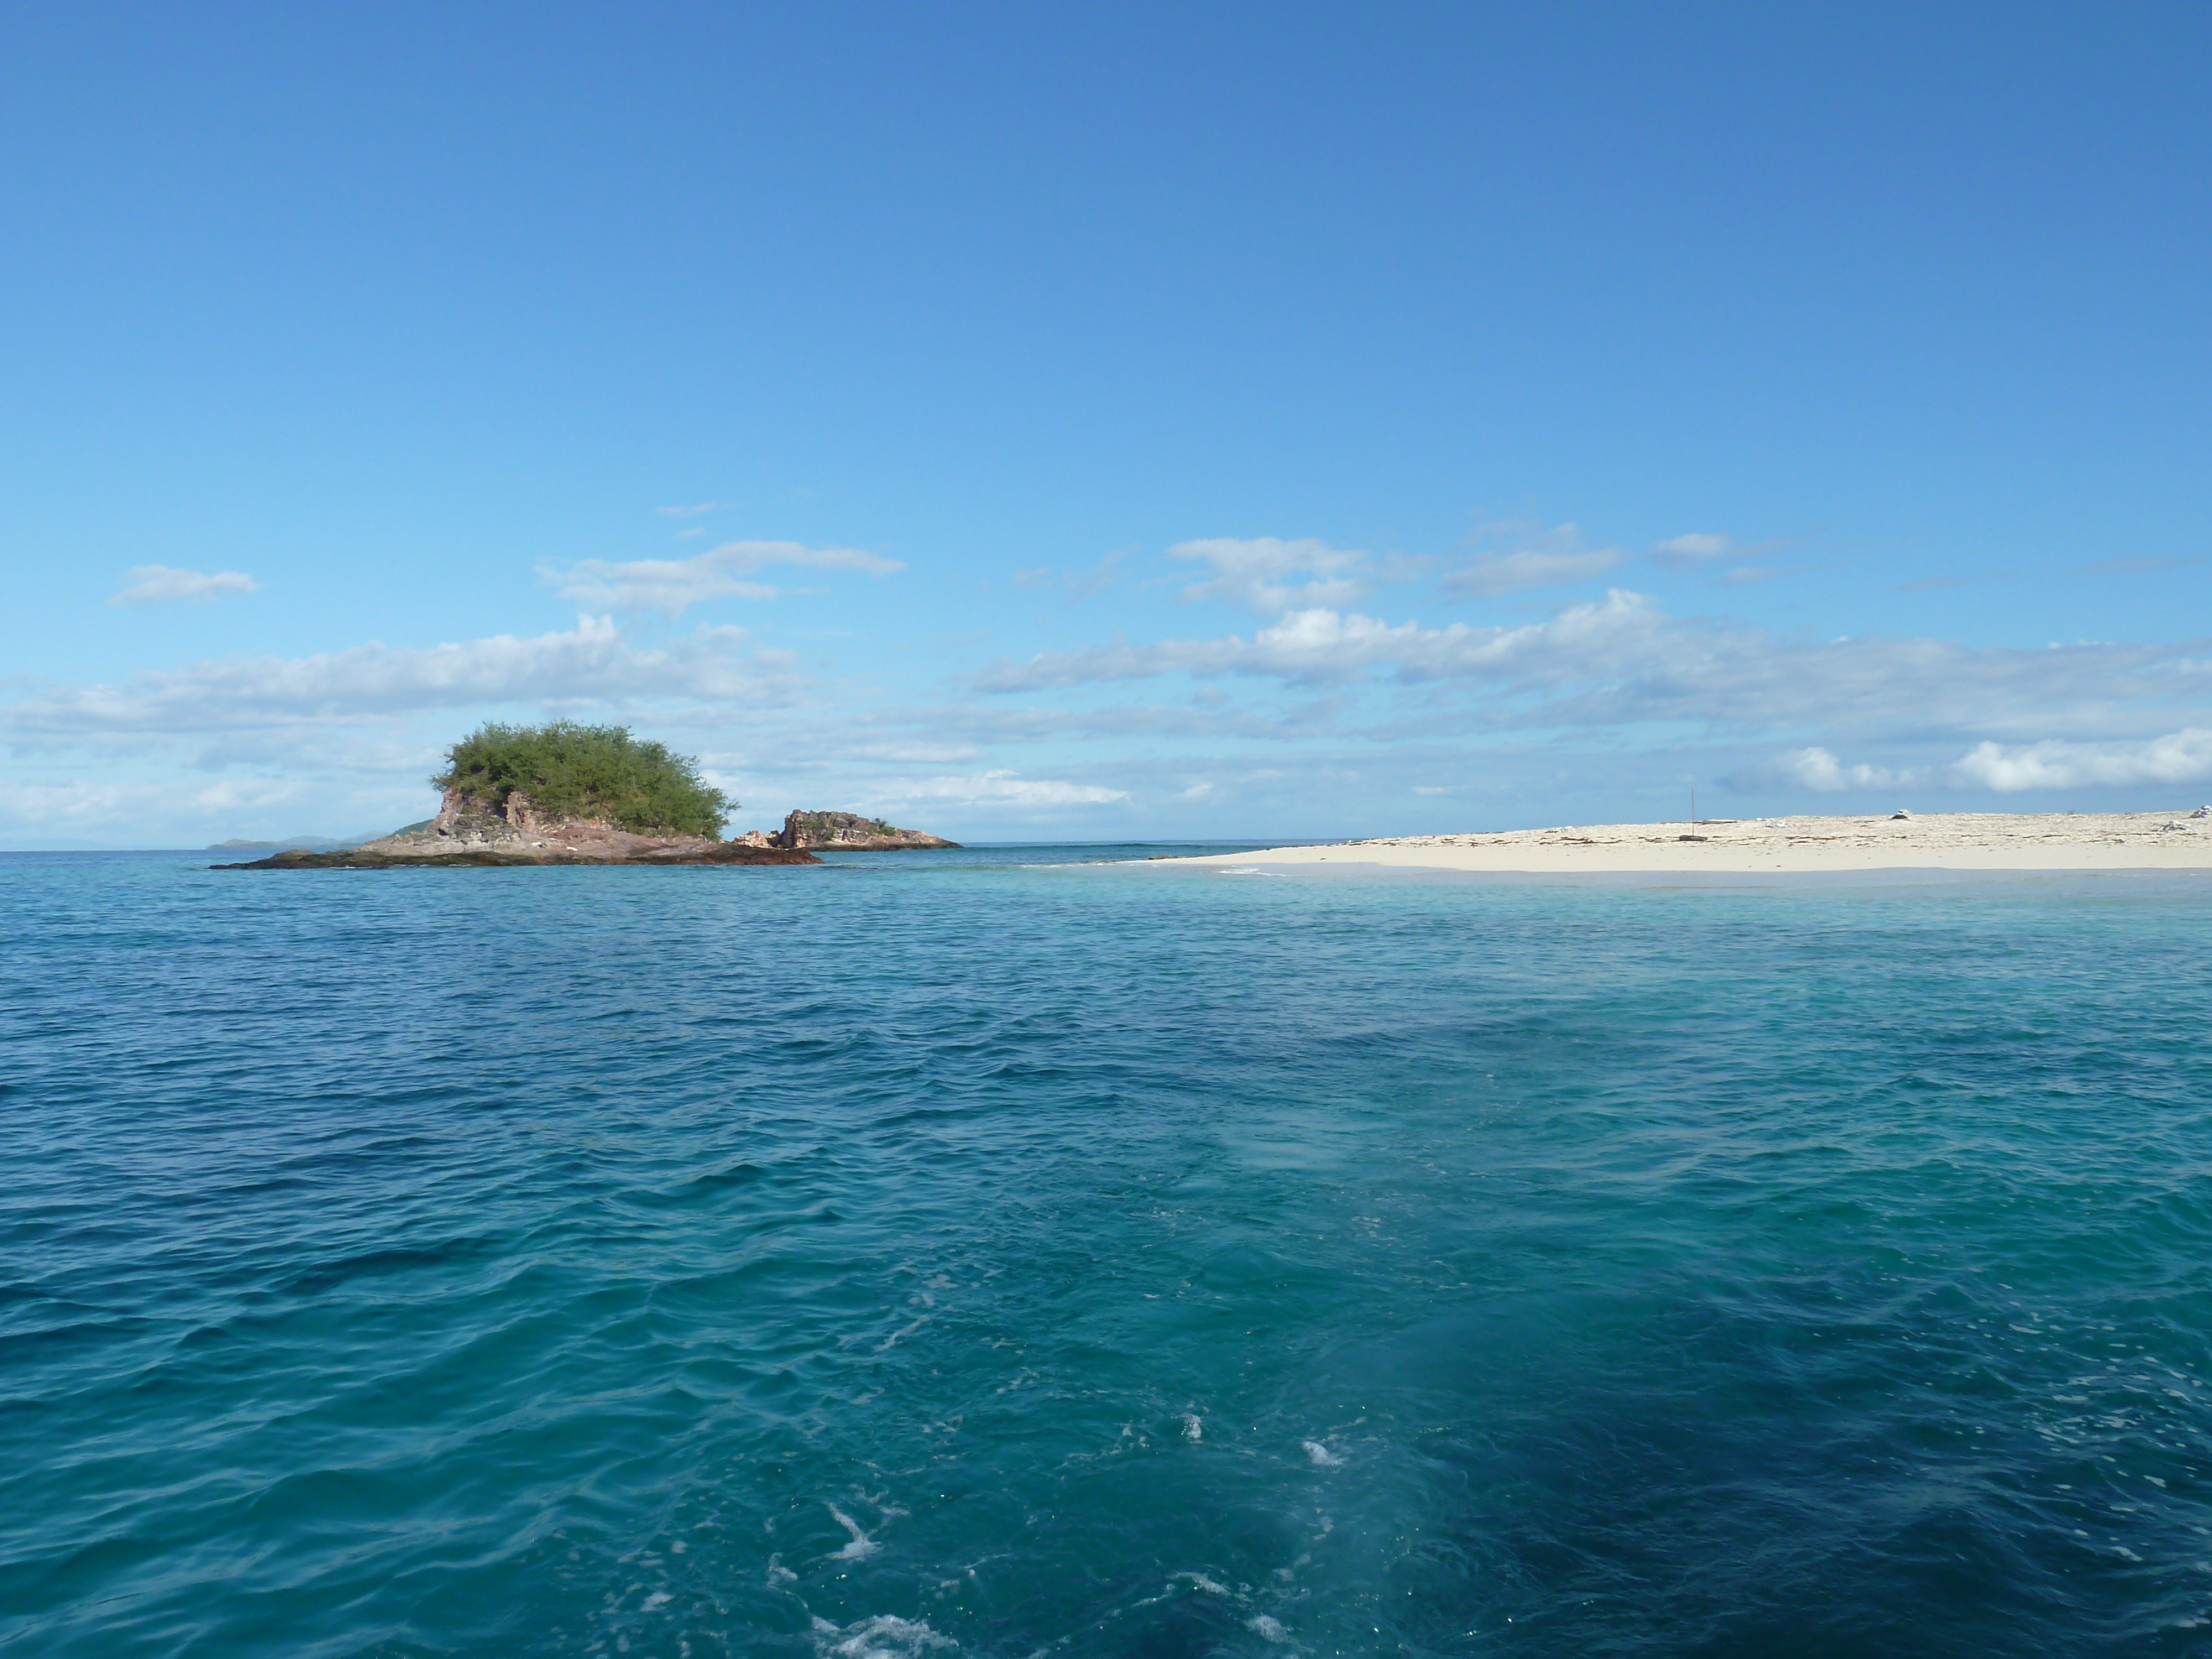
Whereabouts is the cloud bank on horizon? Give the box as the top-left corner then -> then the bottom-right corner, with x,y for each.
6,529 -> 2209,846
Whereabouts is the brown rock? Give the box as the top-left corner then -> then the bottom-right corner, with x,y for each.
215,787 -> 822,868
774,810 -> 958,851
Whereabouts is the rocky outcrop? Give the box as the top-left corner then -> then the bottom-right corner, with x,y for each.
215,792 -> 958,868
771,810 -> 958,851
216,787 -> 821,868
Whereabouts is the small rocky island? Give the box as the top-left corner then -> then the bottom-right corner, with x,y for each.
218,723 -> 954,869
750,810 -> 959,852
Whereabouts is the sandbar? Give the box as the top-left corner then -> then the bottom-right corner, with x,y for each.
1176,810 -> 2212,874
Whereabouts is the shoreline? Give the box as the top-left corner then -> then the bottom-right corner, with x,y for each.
1173,810 -> 2212,874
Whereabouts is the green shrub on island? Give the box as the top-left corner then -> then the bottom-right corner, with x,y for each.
785,811 -> 900,843
432,722 -> 733,837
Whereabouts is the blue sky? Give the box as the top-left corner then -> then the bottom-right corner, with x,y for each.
4,2 -> 2208,846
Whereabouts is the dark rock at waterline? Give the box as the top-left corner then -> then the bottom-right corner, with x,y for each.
216,842 -> 821,869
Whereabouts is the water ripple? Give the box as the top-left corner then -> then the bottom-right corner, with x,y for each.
2,853 -> 2209,1655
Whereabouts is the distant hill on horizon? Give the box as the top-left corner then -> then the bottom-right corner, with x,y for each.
204,827 -> 408,853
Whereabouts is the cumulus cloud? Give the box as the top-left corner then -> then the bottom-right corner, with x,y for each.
1443,522 -> 1622,597
2,615 -> 790,742
1780,747 -> 1913,791
1171,537 -> 1370,615
979,606 -> 1449,691
867,769 -> 1128,808
540,540 -> 904,616
1948,728 -> 2212,791
975,592 -> 2211,748
109,566 -> 259,605
978,591 -> 1681,693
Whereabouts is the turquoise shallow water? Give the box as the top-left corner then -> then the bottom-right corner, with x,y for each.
4,849 -> 2211,1658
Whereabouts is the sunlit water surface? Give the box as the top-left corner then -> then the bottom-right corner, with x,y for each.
4,849 -> 2211,1657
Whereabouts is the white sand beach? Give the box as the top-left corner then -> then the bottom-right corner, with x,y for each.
1181,809 -> 2212,874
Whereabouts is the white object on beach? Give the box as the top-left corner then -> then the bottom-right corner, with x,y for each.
1891,808 -> 1912,819
2194,805 -> 2210,818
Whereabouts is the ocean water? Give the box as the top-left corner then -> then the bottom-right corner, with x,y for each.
4,849 -> 2211,1659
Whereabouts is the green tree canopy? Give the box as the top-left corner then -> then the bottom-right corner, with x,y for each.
432,722 -> 733,837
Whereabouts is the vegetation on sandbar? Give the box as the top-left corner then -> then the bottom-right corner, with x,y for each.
432,722 -> 733,837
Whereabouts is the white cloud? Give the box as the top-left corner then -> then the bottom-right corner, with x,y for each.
1948,729 -> 2212,791
3,614 -> 789,742
1655,533 -> 1798,582
1171,538 -> 1370,615
0,776 -> 304,832
1781,747 -> 1911,791
540,540 -> 904,616
975,592 -> 2212,749
1443,523 -> 1621,596
109,566 -> 260,606
655,501 -> 723,517
1652,533 -> 1734,566
1444,547 -> 1622,596
867,769 -> 1129,808
980,591 -> 1668,692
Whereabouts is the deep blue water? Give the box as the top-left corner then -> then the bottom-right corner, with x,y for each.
4,849 -> 2211,1658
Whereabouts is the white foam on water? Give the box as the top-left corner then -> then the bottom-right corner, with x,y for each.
826,1503 -> 881,1560
1247,1614 -> 1290,1642
1302,1440 -> 1342,1466
810,1613 -> 956,1658
766,1553 -> 797,1586
641,1591 -> 671,1611
1181,1413 -> 1203,1442
1174,1571 -> 1230,1595
874,1316 -> 928,1353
